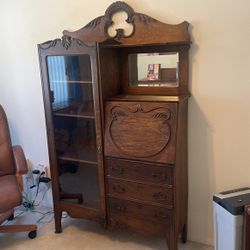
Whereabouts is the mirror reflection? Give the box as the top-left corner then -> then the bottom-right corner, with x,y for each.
128,52 -> 179,87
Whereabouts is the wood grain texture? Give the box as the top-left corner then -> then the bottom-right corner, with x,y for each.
108,197 -> 172,225
106,158 -> 173,185
104,101 -> 177,164
107,178 -> 173,207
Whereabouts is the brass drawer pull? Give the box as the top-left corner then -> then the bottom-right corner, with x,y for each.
112,184 -> 126,193
154,211 -> 168,219
111,166 -> 124,175
152,192 -> 167,201
151,172 -> 167,180
115,205 -> 126,212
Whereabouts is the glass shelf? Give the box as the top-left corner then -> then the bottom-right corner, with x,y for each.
54,112 -> 95,119
57,147 -> 97,165
50,80 -> 92,84
53,105 -> 95,119
53,116 -> 97,164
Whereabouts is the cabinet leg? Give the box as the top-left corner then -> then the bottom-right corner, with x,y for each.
181,223 -> 187,243
166,228 -> 178,250
54,210 -> 62,233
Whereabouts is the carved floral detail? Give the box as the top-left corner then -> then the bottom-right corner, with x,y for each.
137,13 -> 156,24
84,16 -> 103,29
39,35 -> 91,50
38,39 -> 61,50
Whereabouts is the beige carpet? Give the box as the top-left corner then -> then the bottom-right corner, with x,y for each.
0,206 -> 213,250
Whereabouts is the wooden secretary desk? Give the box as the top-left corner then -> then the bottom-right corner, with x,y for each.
38,2 -> 191,249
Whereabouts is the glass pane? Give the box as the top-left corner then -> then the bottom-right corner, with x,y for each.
128,52 -> 179,87
53,116 -> 97,163
47,55 -> 94,116
59,161 -> 99,208
46,54 -> 100,209
47,55 -> 92,82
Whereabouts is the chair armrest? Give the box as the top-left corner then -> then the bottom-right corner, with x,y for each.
12,145 -> 28,175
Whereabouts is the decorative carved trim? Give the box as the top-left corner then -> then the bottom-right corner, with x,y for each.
38,35 -> 93,50
137,13 -> 156,24
103,1 -> 135,40
105,1 -> 135,24
38,39 -> 61,50
61,35 -> 72,49
153,111 -> 171,120
84,16 -> 103,29
62,1 -> 190,45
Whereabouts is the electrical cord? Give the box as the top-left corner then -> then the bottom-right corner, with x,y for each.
31,171 -> 45,206
33,183 -> 51,207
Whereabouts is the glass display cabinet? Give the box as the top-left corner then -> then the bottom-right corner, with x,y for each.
38,43 -> 106,228
38,2 -> 191,250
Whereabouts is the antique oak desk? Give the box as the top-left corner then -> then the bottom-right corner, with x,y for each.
38,2 -> 191,249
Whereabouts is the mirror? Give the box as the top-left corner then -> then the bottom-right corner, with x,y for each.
128,52 -> 179,87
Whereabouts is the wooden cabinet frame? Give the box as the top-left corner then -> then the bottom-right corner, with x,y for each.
38,2 -> 191,249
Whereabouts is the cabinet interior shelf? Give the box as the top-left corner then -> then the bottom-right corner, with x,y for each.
50,80 -> 92,84
53,112 -> 95,119
57,148 -> 97,165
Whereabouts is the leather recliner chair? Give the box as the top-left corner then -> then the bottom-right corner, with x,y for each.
0,105 -> 37,238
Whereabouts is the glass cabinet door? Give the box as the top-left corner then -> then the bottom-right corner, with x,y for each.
47,55 -> 99,209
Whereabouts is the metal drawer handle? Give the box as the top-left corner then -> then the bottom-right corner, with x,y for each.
151,172 -> 167,180
112,184 -> 126,193
154,211 -> 167,219
152,192 -> 167,201
115,205 -> 127,212
111,166 -> 124,175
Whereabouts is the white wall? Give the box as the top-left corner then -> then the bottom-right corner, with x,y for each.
1,0 -> 250,246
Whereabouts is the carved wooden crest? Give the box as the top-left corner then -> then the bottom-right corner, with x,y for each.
62,1 -> 190,45
39,1 -> 190,49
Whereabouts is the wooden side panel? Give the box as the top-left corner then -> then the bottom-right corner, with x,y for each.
174,100 -> 188,242
104,101 -> 177,164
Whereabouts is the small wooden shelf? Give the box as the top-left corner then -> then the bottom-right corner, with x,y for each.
106,94 -> 190,102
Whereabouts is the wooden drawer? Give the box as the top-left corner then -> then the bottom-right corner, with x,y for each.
104,101 -> 177,164
106,178 -> 173,207
108,213 -> 167,237
106,158 -> 173,185
108,197 -> 172,225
